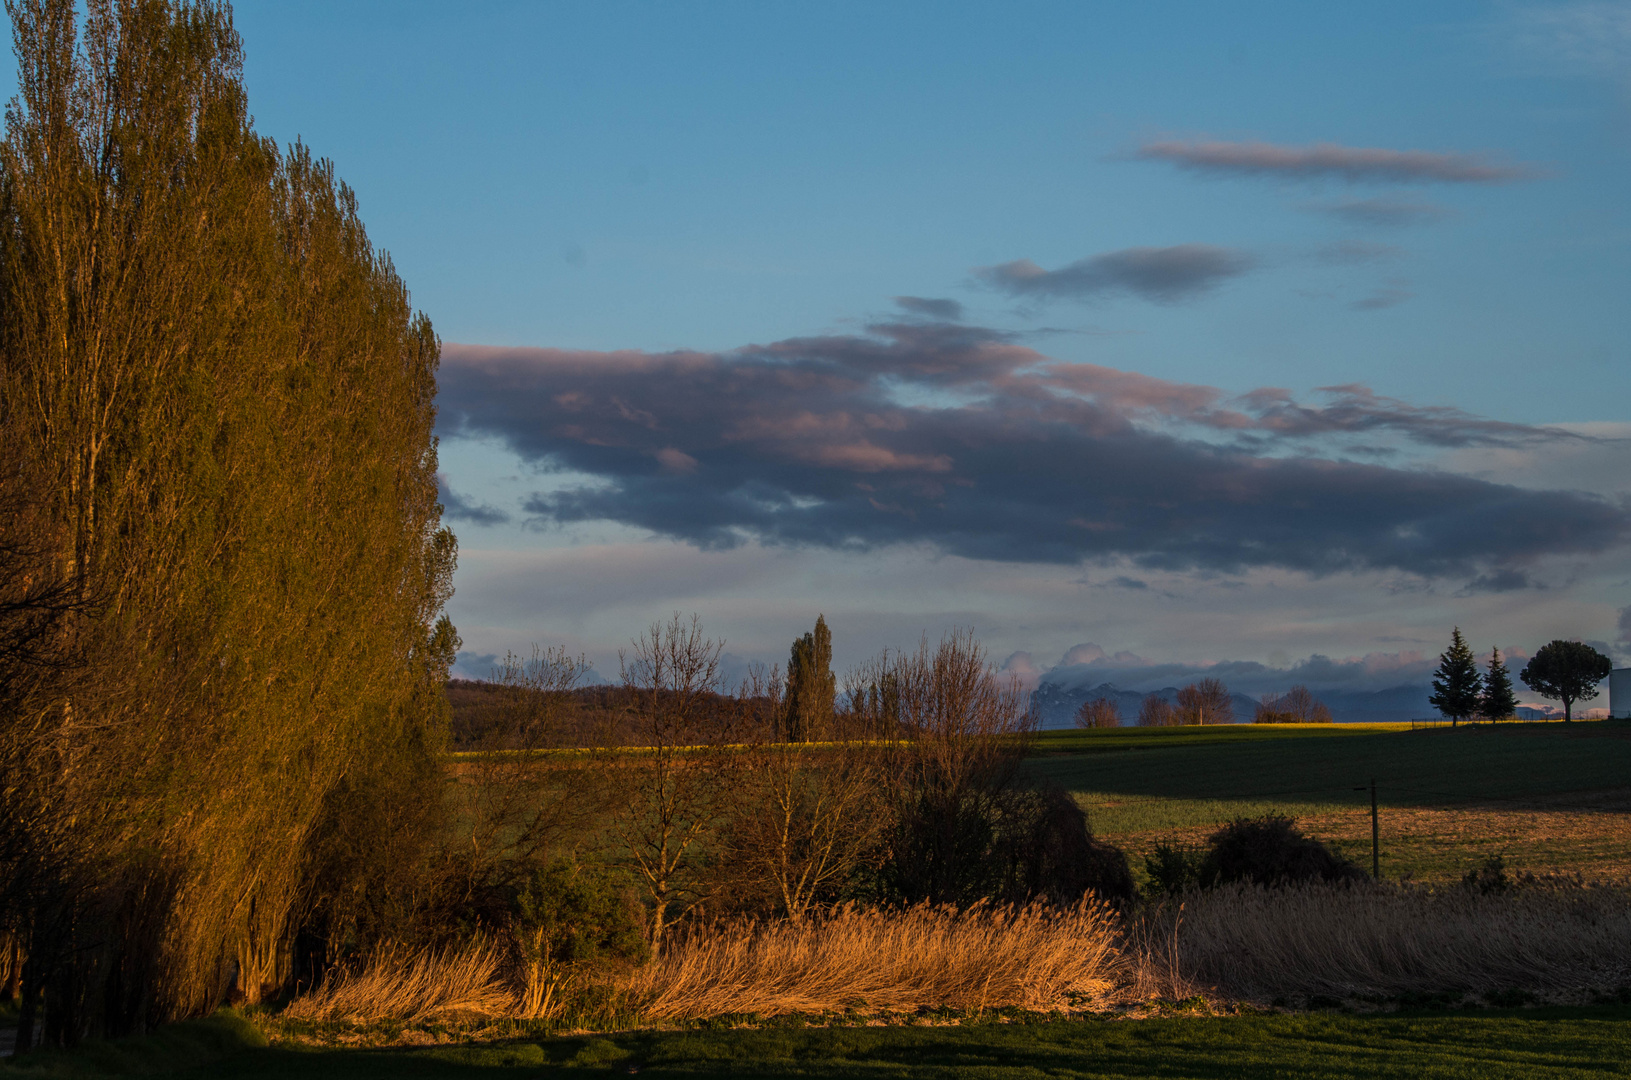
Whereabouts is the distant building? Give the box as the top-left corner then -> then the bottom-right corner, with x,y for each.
1612,668 -> 1631,720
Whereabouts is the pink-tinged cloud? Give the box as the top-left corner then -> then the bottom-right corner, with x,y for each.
1136,139 -> 1537,183
437,319 -> 1626,582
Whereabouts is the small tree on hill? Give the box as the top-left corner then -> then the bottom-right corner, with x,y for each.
1137,696 -> 1176,727
1520,640 -> 1612,722
1256,685 -> 1333,724
1479,647 -> 1518,723
1175,677 -> 1233,725
1429,627 -> 1482,727
1075,696 -> 1122,728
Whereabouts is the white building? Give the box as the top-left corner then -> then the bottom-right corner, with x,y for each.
1612,668 -> 1631,720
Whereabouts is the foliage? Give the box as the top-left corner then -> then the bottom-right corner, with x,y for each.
1429,627 -> 1482,725
511,862 -> 648,971
1174,677 -> 1232,725
0,0 -> 453,1045
784,615 -> 835,743
1480,648 -> 1519,722
1141,840 -> 1205,898
1074,696 -> 1122,728
1198,815 -> 1365,888
1520,640 -> 1613,722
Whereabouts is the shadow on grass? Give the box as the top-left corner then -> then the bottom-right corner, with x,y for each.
170,1005 -> 1631,1079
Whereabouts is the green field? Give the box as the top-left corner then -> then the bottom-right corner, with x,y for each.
1029,720 -> 1631,884
8,1005 -> 1618,1079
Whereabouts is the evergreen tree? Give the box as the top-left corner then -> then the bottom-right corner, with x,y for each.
785,615 -> 835,742
1479,647 -> 1518,722
1428,627 -> 1481,727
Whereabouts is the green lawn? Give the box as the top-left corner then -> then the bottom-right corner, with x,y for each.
134,1006 -> 1631,1079
1028,720 -> 1631,883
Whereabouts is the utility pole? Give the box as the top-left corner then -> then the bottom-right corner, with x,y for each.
1353,778 -> 1380,880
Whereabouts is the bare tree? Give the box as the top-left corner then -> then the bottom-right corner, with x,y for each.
725,665 -> 885,922
607,614 -> 734,949
1255,685 -> 1332,723
1175,677 -> 1234,725
1074,696 -> 1123,729
1137,696 -> 1176,727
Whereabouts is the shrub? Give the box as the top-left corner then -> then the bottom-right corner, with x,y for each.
995,788 -> 1135,907
1142,840 -> 1205,898
1199,814 -> 1365,888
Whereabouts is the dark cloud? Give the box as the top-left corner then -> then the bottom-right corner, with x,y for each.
437,324 -> 1628,583
1311,196 -> 1452,227
1135,139 -> 1536,183
893,296 -> 963,320
438,475 -> 511,526
978,245 -> 1253,304
1110,576 -> 1150,590
1460,568 -> 1537,594
1618,605 -> 1631,644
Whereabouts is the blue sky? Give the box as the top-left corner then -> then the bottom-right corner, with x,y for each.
99,2 -> 1631,694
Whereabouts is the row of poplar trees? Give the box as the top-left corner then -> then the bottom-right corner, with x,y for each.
0,0 -> 456,1047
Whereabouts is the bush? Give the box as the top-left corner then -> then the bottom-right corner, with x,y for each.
1199,814 -> 1365,888
1142,840 -> 1205,898
995,788 -> 1135,907
513,862 -> 649,969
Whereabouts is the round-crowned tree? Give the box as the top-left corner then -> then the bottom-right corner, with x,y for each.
1520,640 -> 1612,722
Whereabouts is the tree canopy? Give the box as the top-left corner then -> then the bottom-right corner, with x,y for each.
1520,640 -> 1612,722
0,0 -> 453,1046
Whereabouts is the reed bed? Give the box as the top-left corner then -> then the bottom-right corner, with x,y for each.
1169,881 -> 1631,1000
282,942 -> 514,1023
622,900 -> 1119,1018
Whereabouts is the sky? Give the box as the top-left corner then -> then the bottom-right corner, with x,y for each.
50,1 -> 1631,699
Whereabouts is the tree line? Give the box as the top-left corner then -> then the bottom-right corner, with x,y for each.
1430,629 -> 1613,724
1073,678 -> 1335,728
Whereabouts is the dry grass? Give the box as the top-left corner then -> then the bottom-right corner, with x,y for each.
622,900 -> 1120,1018
1167,881 -> 1631,1000
282,942 -> 515,1023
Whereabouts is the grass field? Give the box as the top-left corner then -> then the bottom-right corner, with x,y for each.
1029,720 -> 1631,885
71,1005 -> 1619,1078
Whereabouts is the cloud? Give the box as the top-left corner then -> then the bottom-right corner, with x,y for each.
1310,196 -> 1452,228
1135,139 -> 1536,184
1505,2 -> 1631,81
894,296 -> 964,320
1351,285 -> 1413,310
1460,567 -> 1537,594
438,474 -> 511,526
437,322 -> 1628,584
1618,605 -> 1631,644
977,245 -> 1254,304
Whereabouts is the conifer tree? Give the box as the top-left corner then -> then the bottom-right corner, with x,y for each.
1429,627 -> 1482,727
1479,647 -> 1518,723
785,614 -> 836,742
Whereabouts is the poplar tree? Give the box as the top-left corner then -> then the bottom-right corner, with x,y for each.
0,0 -> 454,1044
1429,628 -> 1482,727
785,615 -> 835,743
1479,647 -> 1518,723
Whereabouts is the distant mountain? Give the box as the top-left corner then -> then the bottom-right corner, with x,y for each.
1030,679 -> 1432,727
